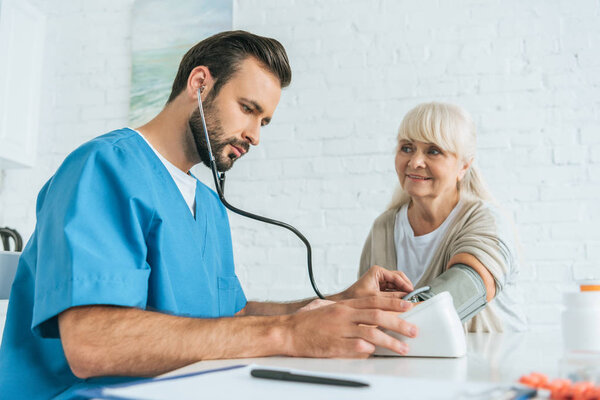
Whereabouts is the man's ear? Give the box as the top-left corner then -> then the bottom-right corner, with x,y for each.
187,66 -> 213,100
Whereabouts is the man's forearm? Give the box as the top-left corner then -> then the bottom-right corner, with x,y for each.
59,306 -> 291,379
59,295 -> 419,380
240,299 -> 314,315
238,263 -> 417,317
241,291 -> 351,316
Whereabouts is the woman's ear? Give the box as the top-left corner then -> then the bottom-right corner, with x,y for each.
457,157 -> 474,182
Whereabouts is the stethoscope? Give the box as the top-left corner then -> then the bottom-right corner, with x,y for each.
196,87 -> 325,300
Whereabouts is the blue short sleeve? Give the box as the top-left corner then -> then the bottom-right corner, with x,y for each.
217,275 -> 247,316
31,141 -> 154,338
235,278 -> 247,313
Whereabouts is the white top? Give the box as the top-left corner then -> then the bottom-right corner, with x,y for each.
394,201 -> 462,284
136,131 -> 197,217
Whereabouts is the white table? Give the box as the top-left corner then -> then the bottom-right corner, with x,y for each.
163,330 -> 567,385
96,330 -> 600,400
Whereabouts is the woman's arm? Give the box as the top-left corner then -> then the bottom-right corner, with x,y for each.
446,253 -> 496,301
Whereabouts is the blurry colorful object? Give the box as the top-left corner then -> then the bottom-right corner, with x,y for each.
128,0 -> 232,127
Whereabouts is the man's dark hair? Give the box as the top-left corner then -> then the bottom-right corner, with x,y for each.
167,30 -> 292,103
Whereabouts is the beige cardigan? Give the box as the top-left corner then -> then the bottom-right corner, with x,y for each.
359,200 -> 527,332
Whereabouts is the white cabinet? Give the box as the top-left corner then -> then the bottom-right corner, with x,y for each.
0,0 -> 45,169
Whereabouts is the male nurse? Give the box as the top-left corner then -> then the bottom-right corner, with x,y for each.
0,31 -> 417,399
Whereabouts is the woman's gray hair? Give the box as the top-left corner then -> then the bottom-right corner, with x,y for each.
388,102 -> 493,210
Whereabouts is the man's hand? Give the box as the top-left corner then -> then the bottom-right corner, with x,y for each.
284,296 -> 417,358
296,299 -> 335,313
240,266 -> 414,316
334,265 -> 414,301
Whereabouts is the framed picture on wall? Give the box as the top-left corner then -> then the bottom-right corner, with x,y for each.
129,0 -> 232,127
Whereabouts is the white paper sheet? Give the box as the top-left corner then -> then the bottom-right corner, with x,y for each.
82,364 -> 500,400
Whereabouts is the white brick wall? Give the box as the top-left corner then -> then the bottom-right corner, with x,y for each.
1,0 -> 599,330
231,0 -> 600,330
0,0 -> 134,236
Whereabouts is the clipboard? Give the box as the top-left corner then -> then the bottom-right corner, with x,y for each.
77,365 -> 246,399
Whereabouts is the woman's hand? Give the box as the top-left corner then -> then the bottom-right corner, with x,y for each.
334,265 -> 414,301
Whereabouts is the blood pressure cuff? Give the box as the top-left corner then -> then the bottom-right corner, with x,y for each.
416,264 -> 487,323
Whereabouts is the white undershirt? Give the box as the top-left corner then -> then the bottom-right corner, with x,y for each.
394,201 -> 462,284
136,131 -> 197,217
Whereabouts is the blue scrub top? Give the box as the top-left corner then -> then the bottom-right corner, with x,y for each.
0,128 -> 247,399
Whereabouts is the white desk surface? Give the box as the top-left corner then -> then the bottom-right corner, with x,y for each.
162,330 -> 565,384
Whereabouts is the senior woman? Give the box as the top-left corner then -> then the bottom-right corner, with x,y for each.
359,102 -> 526,332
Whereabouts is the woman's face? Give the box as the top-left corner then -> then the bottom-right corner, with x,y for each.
395,140 -> 469,203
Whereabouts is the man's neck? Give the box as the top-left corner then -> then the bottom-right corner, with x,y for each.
135,100 -> 198,173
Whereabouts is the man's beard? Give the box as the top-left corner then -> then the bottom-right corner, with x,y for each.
189,95 -> 250,172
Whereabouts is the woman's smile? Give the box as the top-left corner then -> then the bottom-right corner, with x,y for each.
406,174 -> 432,182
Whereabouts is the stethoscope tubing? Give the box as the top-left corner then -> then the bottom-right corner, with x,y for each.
196,88 -> 325,300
